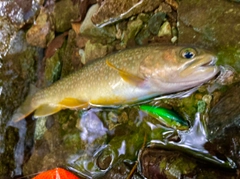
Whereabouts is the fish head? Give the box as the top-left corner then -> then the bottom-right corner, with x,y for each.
139,46 -> 219,92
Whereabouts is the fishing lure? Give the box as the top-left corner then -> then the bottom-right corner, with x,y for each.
139,105 -> 189,130
33,168 -> 80,179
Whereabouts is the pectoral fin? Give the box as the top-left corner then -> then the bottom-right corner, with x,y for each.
106,60 -> 145,86
58,98 -> 89,109
34,104 -> 62,118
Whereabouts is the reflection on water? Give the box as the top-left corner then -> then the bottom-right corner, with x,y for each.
151,113 -> 236,169
77,109 -> 108,144
67,108 -> 147,178
67,105 -> 237,178
7,119 -> 27,176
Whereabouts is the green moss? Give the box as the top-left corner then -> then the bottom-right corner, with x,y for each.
179,95 -> 197,121
44,52 -> 62,86
63,132 -> 82,152
217,47 -> 240,72
197,100 -> 206,113
44,39 -> 68,86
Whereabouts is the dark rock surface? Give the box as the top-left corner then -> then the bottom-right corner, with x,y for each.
208,82 -> 240,168
178,0 -> 240,49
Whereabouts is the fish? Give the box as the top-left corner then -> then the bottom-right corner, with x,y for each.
32,168 -> 80,179
12,45 -> 219,122
139,104 -> 189,130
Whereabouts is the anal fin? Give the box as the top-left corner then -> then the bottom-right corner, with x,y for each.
34,104 -> 62,118
34,98 -> 89,118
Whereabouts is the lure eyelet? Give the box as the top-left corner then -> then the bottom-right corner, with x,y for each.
180,48 -> 197,59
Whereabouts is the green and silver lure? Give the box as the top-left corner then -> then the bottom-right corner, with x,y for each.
139,105 -> 189,130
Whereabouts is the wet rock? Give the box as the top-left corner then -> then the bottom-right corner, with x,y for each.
0,17 -> 18,57
76,0 -> 97,22
91,0 -> 163,26
60,30 -> 82,77
178,0 -> 240,49
171,26 -> 178,43
41,31 -> 80,86
141,148 -> 237,179
165,0 -> 179,10
121,18 -> 143,47
0,31 -> 40,177
0,0 -> 42,27
80,4 -> 116,43
228,0 -> 240,2
23,113 -> 83,175
76,35 -> 89,49
137,13 -> 151,23
0,0 -> 42,56
26,7 -> 55,48
103,162 -> 130,179
1,30 -> 39,121
83,40 -> 112,64
97,151 -> 112,170
43,45 -> 63,86
36,32 -> 69,88
208,82 -> 240,167
158,21 -> 171,37
23,121 -> 61,174
45,32 -> 68,60
0,127 -> 19,177
148,12 -> 166,35
53,0 -> 79,32
34,117 -> 48,140
141,149 -> 195,179
135,25 -> 151,45
155,2 -> 172,13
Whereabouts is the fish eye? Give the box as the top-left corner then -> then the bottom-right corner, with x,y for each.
180,48 -> 197,59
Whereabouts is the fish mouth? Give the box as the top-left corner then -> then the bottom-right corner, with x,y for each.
184,55 -> 218,73
192,55 -> 217,68
178,55 -> 219,83
199,56 -> 217,67
196,56 -> 220,78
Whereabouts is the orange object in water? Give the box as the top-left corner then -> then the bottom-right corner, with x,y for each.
33,168 -> 80,179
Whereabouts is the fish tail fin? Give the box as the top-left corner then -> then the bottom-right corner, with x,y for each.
12,85 -> 39,122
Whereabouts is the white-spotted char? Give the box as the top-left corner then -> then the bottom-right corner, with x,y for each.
12,45 -> 219,122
